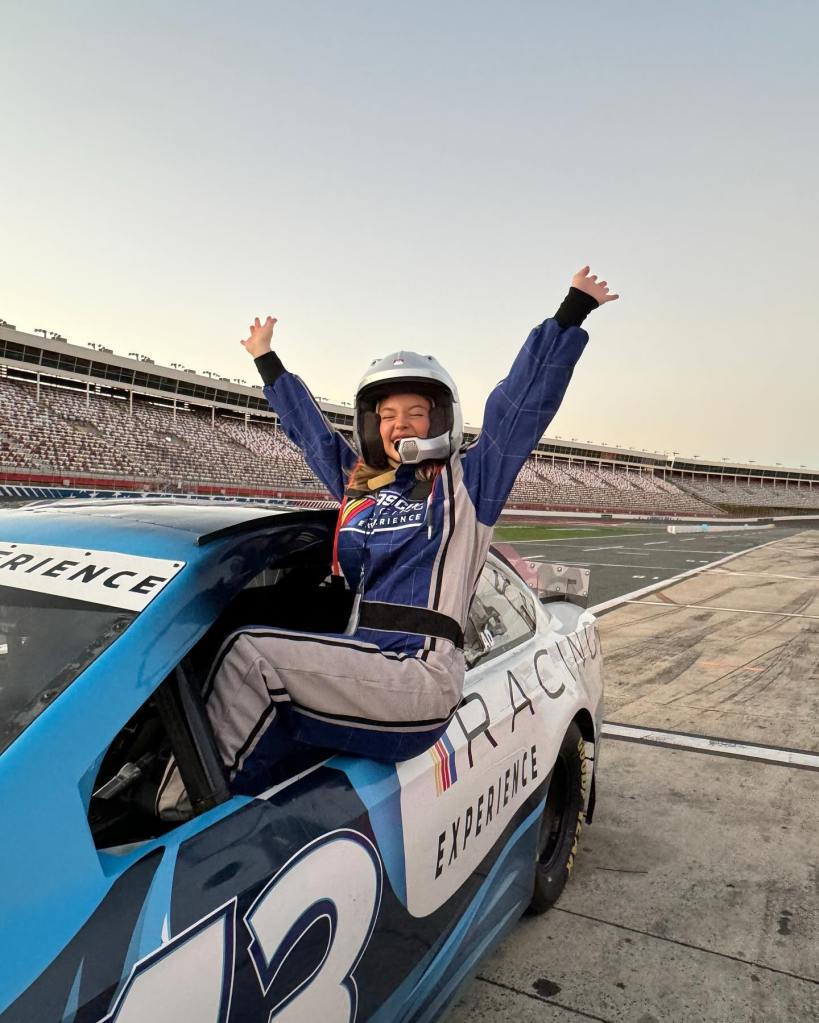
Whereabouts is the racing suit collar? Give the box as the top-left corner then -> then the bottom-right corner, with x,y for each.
364,457 -> 405,491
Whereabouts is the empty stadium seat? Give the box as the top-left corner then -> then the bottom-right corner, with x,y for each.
2,378 -> 816,515
0,379 -> 329,495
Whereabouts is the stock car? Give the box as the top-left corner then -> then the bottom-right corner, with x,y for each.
0,499 -> 603,1023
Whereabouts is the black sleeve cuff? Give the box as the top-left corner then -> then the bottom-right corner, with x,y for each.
254,350 -> 286,386
554,286 -> 599,329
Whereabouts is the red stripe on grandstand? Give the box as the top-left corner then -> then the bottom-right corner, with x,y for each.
0,469 -> 334,503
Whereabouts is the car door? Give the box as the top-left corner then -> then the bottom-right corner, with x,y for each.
386,558 -> 580,1018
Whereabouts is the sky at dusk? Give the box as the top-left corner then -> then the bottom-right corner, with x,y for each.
2,1 -> 817,468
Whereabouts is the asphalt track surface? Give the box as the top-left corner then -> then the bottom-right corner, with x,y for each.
502,525 -> 802,608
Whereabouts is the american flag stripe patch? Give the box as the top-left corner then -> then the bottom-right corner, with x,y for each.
430,733 -> 458,794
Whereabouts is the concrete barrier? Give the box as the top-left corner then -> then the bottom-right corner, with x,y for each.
667,523 -> 775,534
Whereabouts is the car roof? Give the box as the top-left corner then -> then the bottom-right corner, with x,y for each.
0,498 -> 335,558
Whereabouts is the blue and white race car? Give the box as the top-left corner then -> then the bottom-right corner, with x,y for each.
0,500 -> 603,1023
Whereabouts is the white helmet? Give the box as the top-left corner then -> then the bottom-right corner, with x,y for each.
353,351 -> 463,469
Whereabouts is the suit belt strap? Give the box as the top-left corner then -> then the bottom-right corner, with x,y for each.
358,601 -> 464,650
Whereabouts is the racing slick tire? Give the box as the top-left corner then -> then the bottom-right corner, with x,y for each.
528,721 -> 588,915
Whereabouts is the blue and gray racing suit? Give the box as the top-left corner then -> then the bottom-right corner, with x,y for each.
170,290 -> 596,803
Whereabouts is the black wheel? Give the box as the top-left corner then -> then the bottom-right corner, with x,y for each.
528,721 -> 588,914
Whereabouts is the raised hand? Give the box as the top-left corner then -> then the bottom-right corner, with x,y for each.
571,267 -> 619,305
240,316 -> 277,358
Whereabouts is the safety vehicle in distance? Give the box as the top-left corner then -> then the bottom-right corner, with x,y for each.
0,499 -> 603,1023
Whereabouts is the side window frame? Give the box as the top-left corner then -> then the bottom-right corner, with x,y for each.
464,558 -> 538,675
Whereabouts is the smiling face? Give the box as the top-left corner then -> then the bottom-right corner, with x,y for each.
377,392 -> 432,461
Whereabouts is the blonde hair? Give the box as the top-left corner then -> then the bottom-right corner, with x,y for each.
347,458 -> 441,493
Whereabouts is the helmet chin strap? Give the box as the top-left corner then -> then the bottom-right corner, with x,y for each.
396,434 -> 452,464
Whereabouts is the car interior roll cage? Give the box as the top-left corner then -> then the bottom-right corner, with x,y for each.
152,662 -> 231,815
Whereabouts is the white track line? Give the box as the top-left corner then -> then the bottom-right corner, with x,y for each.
589,563 -> 684,569
602,723 -> 819,771
582,544 -> 623,551
536,544 -> 765,556
639,547 -> 752,555
624,600 -> 819,621
661,547 -> 762,555
528,559 -> 695,570
589,536 -> 785,615
503,532 -> 659,544
643,541 -> 668,545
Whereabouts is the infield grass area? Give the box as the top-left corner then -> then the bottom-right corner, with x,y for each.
492,524 -> 652,541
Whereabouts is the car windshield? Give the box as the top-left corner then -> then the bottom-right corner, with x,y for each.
0,586 -> 135,754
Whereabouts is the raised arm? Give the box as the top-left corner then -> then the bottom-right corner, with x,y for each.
462,268 -> 619,525
241,317 -> 358,501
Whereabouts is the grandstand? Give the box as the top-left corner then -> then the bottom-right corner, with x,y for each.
507,459 -> 718,517
1,322 -> 817,517
0,377 -> 316,496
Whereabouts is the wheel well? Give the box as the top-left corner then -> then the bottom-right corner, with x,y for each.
572,708 -> 596,747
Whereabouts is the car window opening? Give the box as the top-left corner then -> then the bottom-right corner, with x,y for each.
89,532 -> 352,848
464,561 -> 537,672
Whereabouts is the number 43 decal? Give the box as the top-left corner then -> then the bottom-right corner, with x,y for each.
100,830 -> 383,1023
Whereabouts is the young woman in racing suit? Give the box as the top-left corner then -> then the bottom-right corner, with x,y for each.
192,268 -> 617,798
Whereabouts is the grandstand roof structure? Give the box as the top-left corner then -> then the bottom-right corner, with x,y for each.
1,322 -> 817,489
